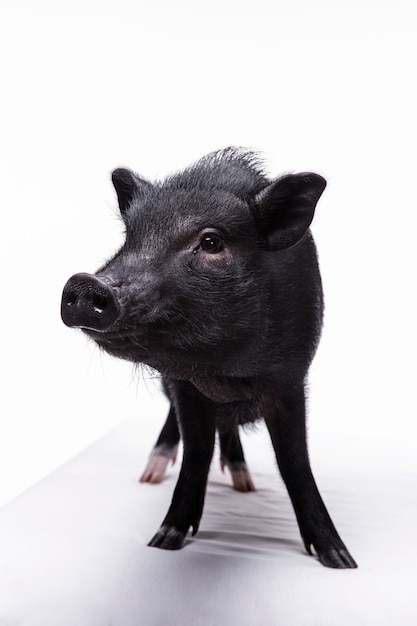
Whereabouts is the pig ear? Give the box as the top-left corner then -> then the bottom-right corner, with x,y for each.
251,173 -> 326,250
111,168 -> 152,214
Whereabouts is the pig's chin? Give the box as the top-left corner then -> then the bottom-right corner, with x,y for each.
83,327 -> 152,361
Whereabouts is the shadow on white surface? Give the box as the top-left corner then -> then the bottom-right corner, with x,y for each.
0,418 -> 416,625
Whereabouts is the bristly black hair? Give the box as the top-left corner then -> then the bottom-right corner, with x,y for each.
162,146 -> 270,200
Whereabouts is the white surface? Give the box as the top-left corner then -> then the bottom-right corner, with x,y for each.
0,417 -> 416,625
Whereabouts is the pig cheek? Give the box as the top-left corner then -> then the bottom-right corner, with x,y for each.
173,270 -> 251,348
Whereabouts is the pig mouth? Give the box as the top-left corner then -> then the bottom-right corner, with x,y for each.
84,327 -> 150,352
83,311 -> 184,357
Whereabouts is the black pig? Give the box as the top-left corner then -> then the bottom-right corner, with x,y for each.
61,148 -> 357,568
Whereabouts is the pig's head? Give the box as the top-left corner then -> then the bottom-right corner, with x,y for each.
61,148 -> 326,382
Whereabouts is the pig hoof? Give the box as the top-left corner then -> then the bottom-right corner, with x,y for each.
140,455 -> 171,484
221,460 -> 256,492
230,469 -> 256,492
148,525 -> 186,550
316,547 -> 358,569
139,445 -> 178,484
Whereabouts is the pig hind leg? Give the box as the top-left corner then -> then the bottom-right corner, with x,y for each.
140,402 -> 255,491
265,385 -> 357,569
219,426 -> 256,492
140,405 -> 180,484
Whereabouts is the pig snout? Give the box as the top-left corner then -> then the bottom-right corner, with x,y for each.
61,273 -> 119,331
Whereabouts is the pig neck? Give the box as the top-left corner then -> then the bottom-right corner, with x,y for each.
188,372 -> 261,404
144,357 -> 271,404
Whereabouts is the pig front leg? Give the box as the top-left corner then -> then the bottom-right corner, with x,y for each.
140,405 -> 180,483
148,381 -> 216,550
219,426 -> 256,492
265,386 -> 357,569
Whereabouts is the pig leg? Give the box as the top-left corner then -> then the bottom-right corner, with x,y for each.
139,405 -> 180,484
219,426 -> 256,492
148,381 -> 216,550
265,386 -> 357,569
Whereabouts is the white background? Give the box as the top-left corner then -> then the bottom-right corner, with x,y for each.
0,0 -> 416,507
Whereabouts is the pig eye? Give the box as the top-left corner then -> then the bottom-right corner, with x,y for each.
200,233 -> 223,253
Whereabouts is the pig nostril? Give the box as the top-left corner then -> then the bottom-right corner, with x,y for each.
66,292 -> 77,306
92,293 -> 108,314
